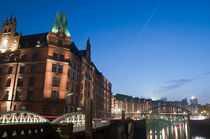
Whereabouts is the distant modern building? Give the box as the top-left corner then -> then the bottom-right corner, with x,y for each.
190,96 -> 198,115
0,12 -> 112,118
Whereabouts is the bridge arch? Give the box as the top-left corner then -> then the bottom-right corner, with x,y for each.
0,111 -> 50,124
143,105 -> 190,114
52,112 -> 85,127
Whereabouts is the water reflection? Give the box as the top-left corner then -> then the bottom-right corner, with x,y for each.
146,119 -> 207,139
146,120 -> 189,139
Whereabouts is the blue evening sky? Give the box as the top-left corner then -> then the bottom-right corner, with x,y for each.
1,0 -> 210,104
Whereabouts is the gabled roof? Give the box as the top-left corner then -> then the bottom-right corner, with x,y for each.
19,33 -> 48,48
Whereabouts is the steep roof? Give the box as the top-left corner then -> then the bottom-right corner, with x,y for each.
19,33 -> 48,48
51,12 -> 71,37
115,94 -> 133,102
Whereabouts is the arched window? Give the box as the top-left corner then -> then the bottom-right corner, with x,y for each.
8,28 -> 11,32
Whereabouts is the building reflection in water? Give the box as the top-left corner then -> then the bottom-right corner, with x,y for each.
147,121 -> 189,139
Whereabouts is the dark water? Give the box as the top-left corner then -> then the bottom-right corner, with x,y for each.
146,120 -> 207,139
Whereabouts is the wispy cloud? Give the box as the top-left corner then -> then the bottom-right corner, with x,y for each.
163,78 -> 195,91
201,72 -> 210,76
151,71 -> 210,100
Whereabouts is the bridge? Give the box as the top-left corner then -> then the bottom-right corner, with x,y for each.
0,111 -> 110,133
0,110 -> 135,139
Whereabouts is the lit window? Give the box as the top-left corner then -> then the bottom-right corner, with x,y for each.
8,66 -> 13,74
52,64 -> 56,72
58,64 -> 63,73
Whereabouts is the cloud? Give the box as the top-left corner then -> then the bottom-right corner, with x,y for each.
151,71 -> 210,100
202,72 -> 210,76
163,78 -> 195,92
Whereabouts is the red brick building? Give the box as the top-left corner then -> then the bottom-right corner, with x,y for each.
0,12 -> 112,118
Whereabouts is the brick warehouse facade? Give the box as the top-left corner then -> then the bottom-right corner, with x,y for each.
0,12 -> 112,118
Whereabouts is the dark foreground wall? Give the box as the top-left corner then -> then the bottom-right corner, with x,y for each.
133,120 -> 146,139
190,119 -> 210,138
73,120 -> 134,139
0,120 -> 146,139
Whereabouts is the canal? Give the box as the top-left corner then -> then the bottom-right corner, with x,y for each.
146,115 -> 209,139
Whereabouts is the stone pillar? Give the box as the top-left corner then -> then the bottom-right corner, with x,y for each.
85,99 -> 93,139
122,110 -> 125,120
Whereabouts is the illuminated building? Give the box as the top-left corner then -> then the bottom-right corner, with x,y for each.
0,12 -> 112,118
112,93 -> 188,119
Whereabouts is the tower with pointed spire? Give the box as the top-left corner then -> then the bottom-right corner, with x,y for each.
47,12 -> 72,47
85,39 -> 91,62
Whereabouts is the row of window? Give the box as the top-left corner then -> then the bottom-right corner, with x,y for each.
69,60 -> 79,71
67,70 -> 79,81
52,64 -> 63,73
67,83 -> 79,92
0,65 -> 37,74
2,90 -> 34,101
0,53 -> 39,63
53,53 -> 64,61
5,77 -> 35,87
2,90 -> 60,102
